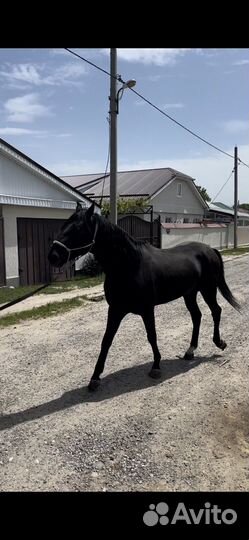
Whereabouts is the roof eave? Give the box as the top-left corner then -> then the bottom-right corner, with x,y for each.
0,137 -> 100,208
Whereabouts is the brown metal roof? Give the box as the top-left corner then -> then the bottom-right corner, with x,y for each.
61,173 -> 106,190
62,167 -> 195,198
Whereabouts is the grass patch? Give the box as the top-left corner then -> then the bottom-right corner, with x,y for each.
0,285 -> 40,305
220,246 -> 249,256
40,274 -> 104,295
0,274 -> 104,305
0,296 -> 87,328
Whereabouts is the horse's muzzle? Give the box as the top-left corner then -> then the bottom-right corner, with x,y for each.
48,247 -> 65,267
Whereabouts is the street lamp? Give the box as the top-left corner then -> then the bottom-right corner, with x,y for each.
109,48 -> 136,224
116,79 -> 137,114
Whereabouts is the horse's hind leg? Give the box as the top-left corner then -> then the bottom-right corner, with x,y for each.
88,306 -> 125,391
142,308 -> 161,379
201,286 -> 227,350
184,292 -> 202,360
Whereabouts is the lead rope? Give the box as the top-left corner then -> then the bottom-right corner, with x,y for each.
0,281 -> 53,312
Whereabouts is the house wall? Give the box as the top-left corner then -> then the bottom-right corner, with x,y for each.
0,152 -> 75,202
2,205 -> 73,286
151,178 -> 205,222
162,224 -> 249,250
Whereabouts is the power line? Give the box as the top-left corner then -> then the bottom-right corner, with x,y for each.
238,158 -> 249,169
211,169 -> 234,203
64,48 -> 124,83
129,87 -> 234,160
65,47 -> 236,161
65,48 -> 248,193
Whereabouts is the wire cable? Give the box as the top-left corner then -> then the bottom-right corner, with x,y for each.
64,48 -> 124,83
211,169 -> 234,203
129,87 -> 234,159
65,48 -> 235,160
64,48 -> 248,198
238,158 -> 249,169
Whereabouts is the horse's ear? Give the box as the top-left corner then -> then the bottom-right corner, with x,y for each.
86,202 -> 95,219
76,201 -> 82,213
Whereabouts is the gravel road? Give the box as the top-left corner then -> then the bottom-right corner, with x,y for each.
0,256 -> 248,491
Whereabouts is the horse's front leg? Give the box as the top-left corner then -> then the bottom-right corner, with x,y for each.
88,306 -> 125,391
142,308 -> 162,379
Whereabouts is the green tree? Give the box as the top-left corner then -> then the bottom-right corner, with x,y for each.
237,203 -> 249,211
101,196 -> 149,216
194,183 -> 211,203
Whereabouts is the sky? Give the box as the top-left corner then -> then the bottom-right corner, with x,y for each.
0,48 -> 248,205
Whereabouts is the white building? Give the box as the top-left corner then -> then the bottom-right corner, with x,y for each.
0,138 -> 96,287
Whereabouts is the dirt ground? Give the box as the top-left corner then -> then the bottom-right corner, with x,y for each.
0,255 -> 248,492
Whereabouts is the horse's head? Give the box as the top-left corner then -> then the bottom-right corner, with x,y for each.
48,202 -> 96,267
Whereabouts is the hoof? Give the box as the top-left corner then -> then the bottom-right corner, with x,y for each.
149,368 -> 161,379
88,379 -> 101,392
217,339 -> 227,351
184,350 -> 194,360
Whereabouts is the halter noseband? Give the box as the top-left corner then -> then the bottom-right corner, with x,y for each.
52,221 -> 98,263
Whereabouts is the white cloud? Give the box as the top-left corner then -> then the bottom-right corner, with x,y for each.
50,159 -> 105,176
4,93 -> 53,123
194,49 -> 220,57
0,64 -> 42,85
56,133 -> 72,138
134,100 -> 147,107
0,62 -> 87,87
101,48 -> 191,66
0,127 -> 47,136
0,127 -> 72,138
135,100 -> 185,110
233,59 -> 249,66
163,103 -> 185,110
147,74 -> 163,82
49,49 -> 69,56
45,63 -> 86,85
223,120 -> 249,134
50,48 -> 100,58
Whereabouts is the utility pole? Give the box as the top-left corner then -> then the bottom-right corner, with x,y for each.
109,48 -> 117,224
234,146 -> 238,249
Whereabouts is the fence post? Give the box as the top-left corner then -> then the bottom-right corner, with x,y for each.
226,224 -> 229,248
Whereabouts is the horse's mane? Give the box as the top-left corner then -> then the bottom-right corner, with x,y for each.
95,214 -> 147,249
91,214 -> 146,268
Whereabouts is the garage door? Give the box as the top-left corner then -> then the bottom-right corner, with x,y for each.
0,218 -> 6,286
17,218 -> 75,286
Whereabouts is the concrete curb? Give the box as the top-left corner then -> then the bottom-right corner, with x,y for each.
0,283 -> 105,317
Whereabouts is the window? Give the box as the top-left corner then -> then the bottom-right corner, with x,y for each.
177,183 -> 182,197
183,218 -> 189,223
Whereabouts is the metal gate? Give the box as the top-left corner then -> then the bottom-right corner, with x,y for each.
17,218 -> 75,286
117,214 -> 161,248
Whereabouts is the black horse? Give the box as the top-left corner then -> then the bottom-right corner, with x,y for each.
48,202 -> 240,391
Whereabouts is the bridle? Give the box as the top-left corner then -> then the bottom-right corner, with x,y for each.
52,220 -> 99,263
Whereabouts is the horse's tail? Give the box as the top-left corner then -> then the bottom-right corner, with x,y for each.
214,249 -> 241,312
